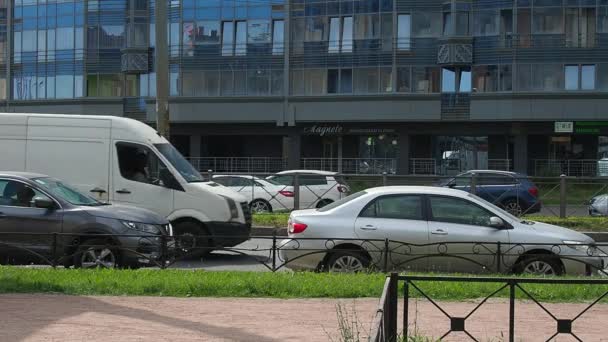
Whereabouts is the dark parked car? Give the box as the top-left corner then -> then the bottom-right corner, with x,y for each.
439,170 -> 541,215
0,172 -> 171,268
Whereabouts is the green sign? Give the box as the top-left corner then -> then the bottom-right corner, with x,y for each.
574,122 -> 608,134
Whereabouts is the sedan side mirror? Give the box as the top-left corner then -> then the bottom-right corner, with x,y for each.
34,197 -> 55,209
489,216 -> 505,228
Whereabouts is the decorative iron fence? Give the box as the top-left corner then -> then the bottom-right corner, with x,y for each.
371,273 -> 608,342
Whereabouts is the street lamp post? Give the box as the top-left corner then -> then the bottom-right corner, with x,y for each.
155,0 -> 170,137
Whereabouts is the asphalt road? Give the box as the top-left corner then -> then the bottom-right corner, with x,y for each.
166,238 -> 285,272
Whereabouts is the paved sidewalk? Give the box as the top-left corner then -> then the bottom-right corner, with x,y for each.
1,295 -> 607,341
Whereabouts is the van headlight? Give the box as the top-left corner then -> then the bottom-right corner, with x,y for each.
221,195 -> 239,220
121,221 -> 162,234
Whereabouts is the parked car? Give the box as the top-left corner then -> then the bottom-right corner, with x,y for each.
0,172 -> 170,268
589,194 -> 608,216
0,113 -> 250,251
212,175 -> 294,213
266,170 -> 350,209
280,186 -> 604,275
438,170 -> 541,215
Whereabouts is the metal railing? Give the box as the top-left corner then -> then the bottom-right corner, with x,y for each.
373,273 -> 608,342
188,157 -> 288,173
301,158 -> 397,175
533,159 -> 600,177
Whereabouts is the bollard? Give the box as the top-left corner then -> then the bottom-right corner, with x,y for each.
560,174 -> 567,218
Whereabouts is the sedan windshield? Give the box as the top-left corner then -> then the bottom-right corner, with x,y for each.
33,178 -> 101,206
154,143 -> 204,183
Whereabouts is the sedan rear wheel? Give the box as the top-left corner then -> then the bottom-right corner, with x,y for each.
327,251 -> 369,273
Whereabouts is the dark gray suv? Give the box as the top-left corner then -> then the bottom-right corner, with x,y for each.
0,172 -> 170,268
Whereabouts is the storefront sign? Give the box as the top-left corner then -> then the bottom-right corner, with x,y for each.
303,125 -> 344,136
574,121 -> 608,135
348,128 -> 396,134
554,122 -> 574,133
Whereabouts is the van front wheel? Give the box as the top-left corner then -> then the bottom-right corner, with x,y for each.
174,221 -> 212,257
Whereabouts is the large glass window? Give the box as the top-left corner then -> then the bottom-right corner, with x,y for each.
397,14 -> 411,50
342,17 -> 353,52
397,67 -> 411,92
565,65 -> 596,91
305,17 -> 326,41
354,68 -> 379,94
517,64 -> 563,91
354,14 -> 380,40
412,12 -> 441,37
413,67 -> 440,93
533,7 -> 563,34
598,64 -> 608,91
272,20 -> 284,55
221,21 -> 234,56
600,7 -> 608,33
329,17 -> 340,53
474,10 -> 498,36
442,67 -> 471,93
472,65 -> 512,92
235,21 -> 247,55
248,19 -> 270,43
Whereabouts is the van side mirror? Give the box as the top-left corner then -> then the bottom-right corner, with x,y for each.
489,216 -> 505,228
34,197 -> 55,209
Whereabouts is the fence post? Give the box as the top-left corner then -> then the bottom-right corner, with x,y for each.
386,272 -> 399,342
51,233 -> 58,268
403,278 -> 409,341
496,241 -> 501,274
293,173 -> 300,210
160,234 -> 167,269
560,174 -> 567,218
470,172 -> 477,195
509,281 -> 515,342
272,230 -> 277,271
207,169 -> 213,181
383,238 -> 389,272
382,172 -> 388,186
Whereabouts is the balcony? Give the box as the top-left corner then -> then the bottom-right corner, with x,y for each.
437,37 -> 473,65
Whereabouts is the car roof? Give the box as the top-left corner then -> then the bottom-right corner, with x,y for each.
213,175 -> 264,180
363,186 -> 471,198
464,170 -> 521,176
275,170 -> 337,176
0,171 -> 47,180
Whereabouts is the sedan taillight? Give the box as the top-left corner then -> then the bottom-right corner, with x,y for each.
279,190 -> 295,197
528,186 -> 539,198
288,221 -> 308,234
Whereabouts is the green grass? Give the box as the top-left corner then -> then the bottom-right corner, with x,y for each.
1,267 -> 608,303
254,213 -> 608,232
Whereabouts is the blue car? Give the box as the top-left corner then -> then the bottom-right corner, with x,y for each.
439,170 -> 541,215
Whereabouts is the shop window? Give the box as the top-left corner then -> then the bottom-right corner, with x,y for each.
532,7 -> 563,34
397,14 -> 411,50
474,10 -> 498,36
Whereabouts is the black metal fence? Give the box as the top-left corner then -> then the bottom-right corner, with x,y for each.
1,233 -> 607,277
371,273 -> 608,342
203,171 -> 608,218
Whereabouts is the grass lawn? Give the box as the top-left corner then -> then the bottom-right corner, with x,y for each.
1,267 -> 608,303
253,213 -> 608,232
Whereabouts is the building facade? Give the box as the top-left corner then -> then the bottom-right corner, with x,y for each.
2,0 -> 608,176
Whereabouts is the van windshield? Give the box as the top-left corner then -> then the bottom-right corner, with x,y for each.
33,178 -> 101,206
154,143 -> 204,183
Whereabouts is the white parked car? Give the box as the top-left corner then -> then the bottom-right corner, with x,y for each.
266,170 -> 349,209
212,175 -> 294,213
281,186 -> 604,275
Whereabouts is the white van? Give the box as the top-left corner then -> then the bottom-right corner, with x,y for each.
0,113 -> 251,249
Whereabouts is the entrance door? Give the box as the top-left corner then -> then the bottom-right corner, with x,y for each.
322,138 -> 337,171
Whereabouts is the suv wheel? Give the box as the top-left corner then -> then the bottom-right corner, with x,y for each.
74,239 -> 119,269
174,221 -> 212,257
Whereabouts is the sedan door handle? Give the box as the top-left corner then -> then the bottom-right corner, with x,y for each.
359,225 -> 378,231
431,229 -> 448,235
116,189 -> 132,194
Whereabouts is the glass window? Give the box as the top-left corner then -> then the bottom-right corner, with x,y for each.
247,69 -> 270,95
342,16 -> 353,52
32,177 -> 98,206
381,14 -> 392,51
305,17 -> 326,41
565,65 -> 579,90
379,67 -> 393,93
329,17 -> 340,53
397,67 -> 411,92
460,69 -> 471,92
442,68 -> 456,92
235,21 -> 247,55
443,12 -> 453,36
98,74 -> 123,97
360,195 -> 423,220
413,67 -> 439,93
272,20 -> 284,55
474,10 -> 498,36
430,196 -> 493,227
354,68 -> 379,94
340,69 -> 353,93
581,65 -> 595,90
354,14 -> 379,40
473,65 -> 498,92
300,175 -> 328,186
455,11 -> 469,35
55,74 -> 74,98
248,19 -> 270,44
305,69 -> 326,95
600,7 -> 608,33
154,143 -> 203,183
499,65 -> 513,91
0,180 -> 50,208
397,14 -> 411,50
533,7 -> 563,33
534,64 -> 563,91
271,69 -> 283,95
222,21 -> 234,56
598,64 -> 608,91
116,143 -> 172,186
